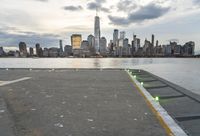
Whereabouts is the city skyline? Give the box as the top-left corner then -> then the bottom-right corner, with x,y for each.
0,0 -> 200,52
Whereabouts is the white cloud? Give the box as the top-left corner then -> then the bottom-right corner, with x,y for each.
0,0 -> 199,50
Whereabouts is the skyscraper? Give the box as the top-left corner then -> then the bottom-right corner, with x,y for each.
29,47 -> 34,56
100,37 -> 107,56
0,47 -> 5,56
120,31 -> 125,39
71,34 -> 82,49
118,31 -> 125,57
113,29 -> 119,46
81,40 -> 89,50
87,34 -> 95,47
94,14 -> 101,53
36,43 -> 40,56
151,34 -> 155,46
59,40 -> 63,53
19,42 -> 27,57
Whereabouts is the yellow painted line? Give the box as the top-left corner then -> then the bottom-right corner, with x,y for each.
126,70 -> 187,136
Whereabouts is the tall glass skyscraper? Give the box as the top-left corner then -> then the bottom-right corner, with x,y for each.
113,29 -> 119,47
94,15 -> 101,53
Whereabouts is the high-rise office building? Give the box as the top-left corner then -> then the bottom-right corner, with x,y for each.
183,41 -> 195,56
87,35 -> 95,47
152,34 -> 155,46
100,37 -> 107,55
43,48 -> 49,57
156,40 -> 159,46
120,31 -> 125,39
0,47 -> 5,56
59,40 -> 63,53
29,47 -> 34,56
71,34 -> 82,49
122,38 -> 130,56
35,43 -> 43,57
81,40 -> 89,50
36,43 -> 40,56
119,31 -> 125,47
19,42 -> 27,57
113,29 -> 119,46
64,45 -> 72,56
94,15 -> 101,53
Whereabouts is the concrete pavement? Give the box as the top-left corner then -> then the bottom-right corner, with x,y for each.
0,69 -> 167,136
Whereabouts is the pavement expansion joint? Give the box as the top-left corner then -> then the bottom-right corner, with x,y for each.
175,114 -> 200,122
139,79 -> 158,82
145,85 -> 168,89
159,95 -> 186,99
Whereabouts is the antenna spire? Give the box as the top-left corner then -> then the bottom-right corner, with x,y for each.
96,7 -> 98,16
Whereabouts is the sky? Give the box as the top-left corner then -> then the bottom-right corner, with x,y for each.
0,0 -> 200,52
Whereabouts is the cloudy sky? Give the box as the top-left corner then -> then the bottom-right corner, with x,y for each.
0,0 -> 200,52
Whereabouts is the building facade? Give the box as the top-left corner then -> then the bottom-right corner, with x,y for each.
71,34 -> 82,49
19,42 -> 28,57
94,16 -> 101,53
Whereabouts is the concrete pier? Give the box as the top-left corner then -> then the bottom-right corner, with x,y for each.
0,69 -> 168,136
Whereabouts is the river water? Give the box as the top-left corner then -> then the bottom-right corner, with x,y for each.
0,58 -> 199,95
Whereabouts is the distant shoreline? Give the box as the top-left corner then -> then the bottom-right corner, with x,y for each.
0,56 -> 199,58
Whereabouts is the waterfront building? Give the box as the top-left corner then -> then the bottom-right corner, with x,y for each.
118,31 -> 125,57
174,45 -> 181,56
118,40 -> 123,57
136,38 -> 141,50
94,14 -> 101,53
81,40 -> 89,50
48,47 -> 59,57
100,37 -> 107,56
143,39 -> 152,56
29,47 -> 34,56
19,42 -> 28,57
165,45 -> 172,56
59,40 -> 64,57
113,29 -> 119,56
35,43 -> 43,57
43,48 -> 49,57
87,35 -> 95,47
135,47 -> 144,56
131,35 -> 140,56
0,47 -> 5,56
87,35 -> 95,55
120,31 -> 125,39
122,38 -> 130,56
156,40 -> 159,47
113,29 -> 119,47
64,45 -> 72,57
108,40 -> 114,56
73,49 -> 84,57
36,43 -> 41,57
151,34 -> 155,46
59,40 -> 63,53
7,50 -> 18,57
81,40 -> 91,57
71,34 -> 82,49
183,41 -> 195,56
154,45 -> 163,56
170,42 -> 177,55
